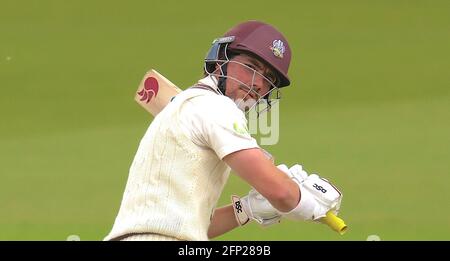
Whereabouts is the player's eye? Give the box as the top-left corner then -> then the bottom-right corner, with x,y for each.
244,63 -> 256,70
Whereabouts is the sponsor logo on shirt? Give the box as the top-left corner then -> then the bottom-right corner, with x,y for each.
233,122 -> 249,136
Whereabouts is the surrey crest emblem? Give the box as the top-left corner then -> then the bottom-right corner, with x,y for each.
270,39 -> 285,59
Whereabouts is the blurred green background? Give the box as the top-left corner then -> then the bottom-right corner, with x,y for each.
1,0 -> 449,240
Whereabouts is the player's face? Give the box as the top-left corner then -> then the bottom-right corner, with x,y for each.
224,53 -> 277,110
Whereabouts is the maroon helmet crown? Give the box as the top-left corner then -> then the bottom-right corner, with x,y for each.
223,20 -> 292,87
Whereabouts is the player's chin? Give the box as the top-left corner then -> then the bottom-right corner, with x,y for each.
235,96 -> 258,112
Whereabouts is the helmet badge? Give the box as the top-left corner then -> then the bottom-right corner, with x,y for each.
270,39 -> 285,59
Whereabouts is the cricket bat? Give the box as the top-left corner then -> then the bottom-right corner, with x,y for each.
134,69 -> 347,235
135,69 -> 182,116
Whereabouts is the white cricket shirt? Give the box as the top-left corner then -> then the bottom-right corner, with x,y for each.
104,75 -> 259,241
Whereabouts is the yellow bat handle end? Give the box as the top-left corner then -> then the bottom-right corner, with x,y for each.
320,211 -> 348,235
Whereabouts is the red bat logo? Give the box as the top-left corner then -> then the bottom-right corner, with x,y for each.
137,76 -> 159,103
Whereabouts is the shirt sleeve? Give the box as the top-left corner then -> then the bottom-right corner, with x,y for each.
178,93 -> 259,159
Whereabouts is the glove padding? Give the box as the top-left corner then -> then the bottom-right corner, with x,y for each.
278,164 -> 343,221
232,189 -> 281,227
232,164 -> 342,225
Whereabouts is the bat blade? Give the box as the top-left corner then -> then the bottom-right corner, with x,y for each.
135,69 -> 182,116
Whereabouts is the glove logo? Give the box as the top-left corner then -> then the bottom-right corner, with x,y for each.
313,183 -> 327,193
234,200 -> 243,213
231,195 -> 250,226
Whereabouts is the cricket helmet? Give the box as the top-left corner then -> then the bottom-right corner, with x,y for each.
205,20 -> 292,87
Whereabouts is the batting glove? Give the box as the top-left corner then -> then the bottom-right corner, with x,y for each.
279,164 -> 343,221
232,189 -> 282,227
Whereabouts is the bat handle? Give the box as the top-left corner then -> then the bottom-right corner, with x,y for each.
319,211 -> 348,235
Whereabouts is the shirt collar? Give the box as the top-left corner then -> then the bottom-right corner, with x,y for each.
197,75 -> 219,91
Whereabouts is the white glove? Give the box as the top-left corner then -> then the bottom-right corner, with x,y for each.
230,164 -> 298,226
232,189 -> 281,227
232,164 -> 343,225
279,164 -> 343,221
278,164 -> 308,183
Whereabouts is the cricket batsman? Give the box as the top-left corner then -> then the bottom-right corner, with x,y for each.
104,20 -> 343,241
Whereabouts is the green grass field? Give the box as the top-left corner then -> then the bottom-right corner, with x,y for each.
1,0 -> 449,240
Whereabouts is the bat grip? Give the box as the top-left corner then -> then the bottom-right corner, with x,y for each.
319,211 -> 348,235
